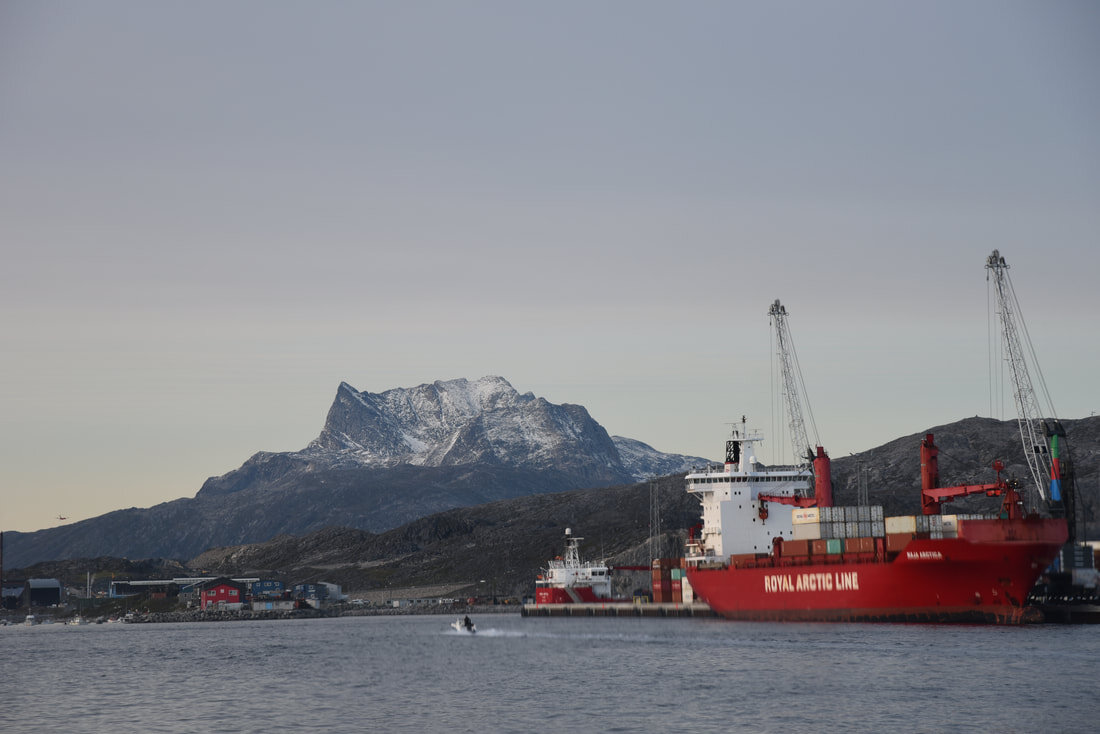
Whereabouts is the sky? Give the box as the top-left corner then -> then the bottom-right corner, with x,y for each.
2,1 -> 1098,533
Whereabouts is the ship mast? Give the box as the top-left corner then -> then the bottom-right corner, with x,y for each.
768,300 -> 833,506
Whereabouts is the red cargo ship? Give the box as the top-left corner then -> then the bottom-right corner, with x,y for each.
684,421 -> 1067,624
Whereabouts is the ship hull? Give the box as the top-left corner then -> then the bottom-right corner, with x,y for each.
687,518 -> 1066,625
535,586 -> 621,604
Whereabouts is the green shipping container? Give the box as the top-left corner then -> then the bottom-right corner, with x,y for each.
826,538 -> 843,555
671,568 -> 683,580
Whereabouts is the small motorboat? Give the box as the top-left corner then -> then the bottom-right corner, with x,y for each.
450,617 -> 476,634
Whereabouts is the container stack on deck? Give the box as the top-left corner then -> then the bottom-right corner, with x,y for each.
652,558 -> 693,603
718,507 -> 1005,570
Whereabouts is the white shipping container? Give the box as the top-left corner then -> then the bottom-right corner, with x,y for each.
871,506 -> 884,522
681,576 -> 695,603
845,521 -> 858,538
792,523 -> 822,540
885,516 -> 917,534
792,507 -> 820,525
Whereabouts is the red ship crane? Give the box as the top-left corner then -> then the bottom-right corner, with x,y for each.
768,300 -> 833,506
919,433 -> 1024,519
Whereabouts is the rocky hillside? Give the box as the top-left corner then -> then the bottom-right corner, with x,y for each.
188,473 -> 698,599
2,377 -> 708,568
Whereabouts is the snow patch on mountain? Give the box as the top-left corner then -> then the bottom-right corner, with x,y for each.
611,436 -> 713,481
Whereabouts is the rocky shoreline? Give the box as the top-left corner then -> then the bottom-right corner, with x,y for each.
118,603 -> 517,624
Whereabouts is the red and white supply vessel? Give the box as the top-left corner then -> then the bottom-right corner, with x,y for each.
535,529 -> 620,604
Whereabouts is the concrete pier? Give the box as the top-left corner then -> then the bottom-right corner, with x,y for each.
521,602 -> 715,618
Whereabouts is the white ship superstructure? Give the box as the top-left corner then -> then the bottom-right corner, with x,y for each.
687,420 -> 812,559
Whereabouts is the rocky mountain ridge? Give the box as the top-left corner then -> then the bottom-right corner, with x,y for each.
2,377 -> 708,568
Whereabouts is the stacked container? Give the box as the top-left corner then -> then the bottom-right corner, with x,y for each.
792,507 -> 823,540
800,505 -> 886,540
652,558 -> 684,603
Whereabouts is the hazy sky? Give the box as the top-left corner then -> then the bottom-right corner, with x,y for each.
3,1 -> 1098,533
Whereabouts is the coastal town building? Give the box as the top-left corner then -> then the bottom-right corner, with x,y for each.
199,578 -> 247,611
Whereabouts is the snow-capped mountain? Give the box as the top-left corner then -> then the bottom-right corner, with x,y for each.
199,376 -> 708,498
4,376 -> 711,567
313,376 -> 625,472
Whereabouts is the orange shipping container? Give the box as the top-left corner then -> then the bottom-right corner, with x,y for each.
811,539 -> 830,556
783,539 -> 810,556
845,537 -> 874,554
886,533 -> 912,552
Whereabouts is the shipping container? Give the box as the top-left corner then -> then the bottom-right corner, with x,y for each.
871,521 -> 885,538
845,521 -> 859,538
871,505 -> 884,522
811,539 -> 830,556
885,515 -> 917,534
670,568 -> 683,580
729,553 -> 757,568
826,538 -> 843,555
783,539 -> 810,556
885,533 -> 912,552
792,507 -> 820,525
857,505 -> 871,522
858,521 -> 871,537
792,523 -> 822,541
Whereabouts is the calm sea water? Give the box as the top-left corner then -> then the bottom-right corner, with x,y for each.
2,615 -> 1096,733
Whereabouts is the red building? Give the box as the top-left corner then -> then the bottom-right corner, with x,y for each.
199,578 -> 247,610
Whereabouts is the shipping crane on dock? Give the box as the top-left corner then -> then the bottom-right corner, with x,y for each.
986,250 -> 1082,549
767,300 -> 833,507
